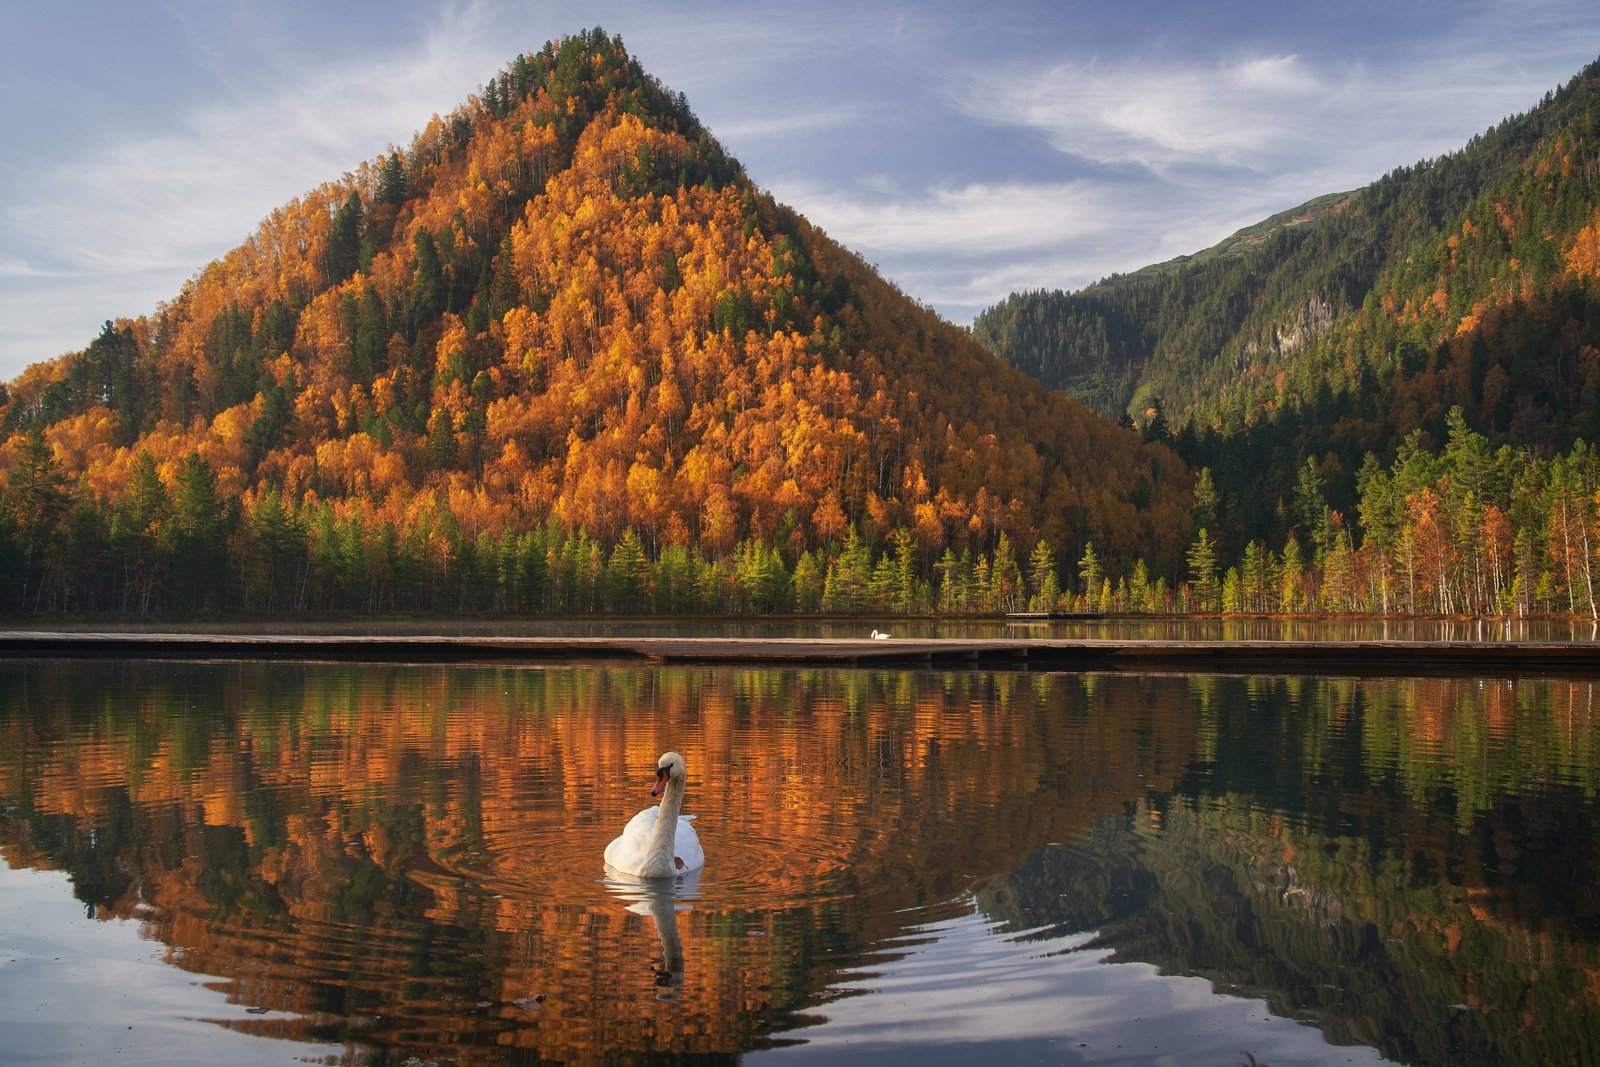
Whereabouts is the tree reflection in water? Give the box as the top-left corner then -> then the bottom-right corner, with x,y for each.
0,661 -> 1596,1064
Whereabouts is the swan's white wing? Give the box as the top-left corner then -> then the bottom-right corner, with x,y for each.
673,816 -> 705,871
621,806 -> 659,835
604,806 -> 660,873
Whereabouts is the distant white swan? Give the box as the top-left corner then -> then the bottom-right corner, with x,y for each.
871,629 -> 891,639
604,751 -> 705,877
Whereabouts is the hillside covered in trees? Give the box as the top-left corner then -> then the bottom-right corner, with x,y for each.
974,57 -> 1600,553
0,29 -> 1188,616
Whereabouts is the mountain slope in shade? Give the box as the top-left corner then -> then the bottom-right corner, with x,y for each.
974,57 -> 1600,526
0,30 -> 1189,613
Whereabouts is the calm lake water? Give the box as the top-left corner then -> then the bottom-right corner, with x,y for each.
2,658 -> 1598,1065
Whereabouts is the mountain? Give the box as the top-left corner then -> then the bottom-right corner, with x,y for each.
0,29 -> 1188,615
973,57 -> 1600,536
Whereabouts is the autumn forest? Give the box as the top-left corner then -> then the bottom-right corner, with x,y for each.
5,31 -> 1600,619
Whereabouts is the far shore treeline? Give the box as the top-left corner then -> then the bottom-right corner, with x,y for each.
6,400 -> 1600,617
4,33 -> 1600,619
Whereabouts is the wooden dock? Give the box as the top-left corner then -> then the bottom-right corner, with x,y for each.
5,630 -> 1600,677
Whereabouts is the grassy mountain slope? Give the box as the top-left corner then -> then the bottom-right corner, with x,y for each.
0,30 -> 1188,614
974,58 -> 1600,531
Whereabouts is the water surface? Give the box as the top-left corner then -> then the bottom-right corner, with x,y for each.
1,661 -> 1597,1064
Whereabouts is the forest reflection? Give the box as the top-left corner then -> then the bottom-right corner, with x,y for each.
0,662 -> 1597,1064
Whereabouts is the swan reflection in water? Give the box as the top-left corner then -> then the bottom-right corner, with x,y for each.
603,866 -> 702,996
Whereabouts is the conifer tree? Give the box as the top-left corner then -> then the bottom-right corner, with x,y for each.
1186,528 -> 1219,612
1028,539 -> 1060,612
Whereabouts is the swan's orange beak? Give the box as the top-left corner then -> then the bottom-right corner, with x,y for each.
651,766 -> 667,796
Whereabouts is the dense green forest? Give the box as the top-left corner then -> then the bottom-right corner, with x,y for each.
975,57 -> 1600,564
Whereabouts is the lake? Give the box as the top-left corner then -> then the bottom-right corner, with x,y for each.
1,657 -> 1598,1065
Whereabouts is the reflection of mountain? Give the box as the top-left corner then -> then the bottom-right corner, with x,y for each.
0,662 -> 1198,1062
979,674 -> 1600,1067
8,664 -> 1600,1063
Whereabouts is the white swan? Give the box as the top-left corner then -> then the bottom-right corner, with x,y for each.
604,751 -> 705,877
871,629 -> 891,639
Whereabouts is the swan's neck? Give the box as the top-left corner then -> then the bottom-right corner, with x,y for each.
644,777 -> 685,875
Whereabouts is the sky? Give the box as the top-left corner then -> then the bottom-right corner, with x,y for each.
2,1 -> 1598,382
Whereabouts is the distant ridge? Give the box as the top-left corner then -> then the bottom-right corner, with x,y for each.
974,54 -> 1600,533
1125,191 -> 1354,277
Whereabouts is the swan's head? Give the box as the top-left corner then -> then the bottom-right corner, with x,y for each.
651,751 -> 687,796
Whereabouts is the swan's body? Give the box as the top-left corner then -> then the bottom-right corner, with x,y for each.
871,629 -> 891,639
605,751 -> 705,877
605,807 -> 703,875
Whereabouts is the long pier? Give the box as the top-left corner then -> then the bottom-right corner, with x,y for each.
5,630 -> 1600,677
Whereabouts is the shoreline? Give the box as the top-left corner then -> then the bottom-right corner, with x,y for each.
4,630 -> 1600,677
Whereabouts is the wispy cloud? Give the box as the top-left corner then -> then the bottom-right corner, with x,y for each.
950,46 -> 1574,186
784,171 -> 1315,321
2,4 -> 506,355
959,53 -> 1326,173
769,178 -> 1127,257
709,103 -> 877,145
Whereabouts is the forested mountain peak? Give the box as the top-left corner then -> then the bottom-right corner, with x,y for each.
974,54 -> 1600,546
0,29 -> 1188,615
